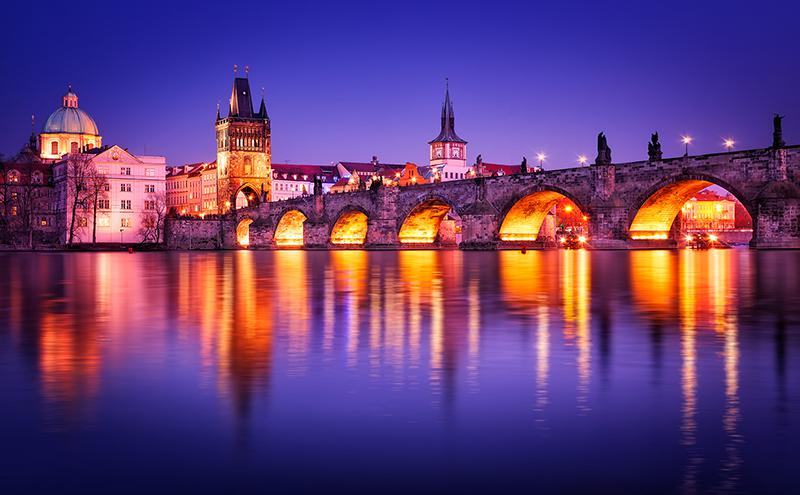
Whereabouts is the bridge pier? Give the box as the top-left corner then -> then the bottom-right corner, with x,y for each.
303,221 -> 329,249
460,212 -> 499,250
365,218 -> 399,248
587,204 -> 629,249
752,185 -> 800,248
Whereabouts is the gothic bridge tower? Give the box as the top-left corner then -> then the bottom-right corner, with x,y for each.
216,68 -> 271,212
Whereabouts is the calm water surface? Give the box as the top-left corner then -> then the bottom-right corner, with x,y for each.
1,250 -> 799,493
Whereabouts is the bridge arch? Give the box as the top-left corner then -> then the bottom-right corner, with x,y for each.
274,209 -> 307,247
628,173 -> 755,240
234,183 -> 261,209
236,217 -> 254,247
398,195 -> 460,245
498,185 -> 588,242
329,206 -> 370,246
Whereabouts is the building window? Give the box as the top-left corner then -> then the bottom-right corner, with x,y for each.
120,183 -> 132,192
144,200 -> 156,210
121,200 -> 132,210
99,199 -> 110,209
51,141 -> 59,155
7,170 -> 20,183
31,171 -> 43,184
98,167 -> 108,175
103,183 -> 110,191
145,168 -> 155,177
145,184 -> 155,193
11,191 -> 18,201
121,218 -> 131,228
121,167 -> 131,175
71,142 -> 79,154
79,217 -> 88,227
40,218 -> 48,226
98,217 -> 110,227
10,206 -> 17,216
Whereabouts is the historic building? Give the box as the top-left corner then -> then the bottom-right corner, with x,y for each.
429,83 -> 468,181
39,86 -> 102,162
680,189 -> 737,231
52,145 -> 167,244
215,73 -> 271,212
0,134 -> 58,246
271,164 -> 338,201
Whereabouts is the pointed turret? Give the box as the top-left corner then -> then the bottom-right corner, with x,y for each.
429,80 -> 466,144
228,77 -> 255,118
258,96 -> 269,120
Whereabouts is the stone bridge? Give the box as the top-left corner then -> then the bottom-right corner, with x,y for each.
166,145 -> 800,250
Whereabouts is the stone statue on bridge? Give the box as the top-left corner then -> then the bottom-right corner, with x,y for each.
648,132 -> 663,161
313,175 -> 323,196
773,114 -> 786,148
520,156 -> 528,174
595,132 -> 612,165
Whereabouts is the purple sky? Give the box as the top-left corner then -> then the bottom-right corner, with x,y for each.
2,0 -> 799,168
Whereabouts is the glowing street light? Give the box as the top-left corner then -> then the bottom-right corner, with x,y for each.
681,135 -> 693,156
578,155 -> 588,166
537,152 -> 546,169
724,138 -> 735,151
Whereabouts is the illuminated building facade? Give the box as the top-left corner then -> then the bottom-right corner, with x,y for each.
681,190 -> 736,231
53,145 -> 167,243
215,74 -> 271,212
429,83 -> 468,180
271,164 -> 338,201
39,87 -> 102,162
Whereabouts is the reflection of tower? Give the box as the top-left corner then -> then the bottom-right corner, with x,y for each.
216,68 -> 271,212
428,81 -> 468,180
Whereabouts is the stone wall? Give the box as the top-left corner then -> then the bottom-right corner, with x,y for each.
164,217 -> 224,249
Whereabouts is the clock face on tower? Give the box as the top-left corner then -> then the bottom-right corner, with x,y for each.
435,148 -> 443,158
452,147 -> 461,158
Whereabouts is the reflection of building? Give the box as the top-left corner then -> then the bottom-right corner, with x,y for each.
39,87 -> 102,162
53,145 -> 167,243
215,73 -> 271,212
681,190 -> 736,231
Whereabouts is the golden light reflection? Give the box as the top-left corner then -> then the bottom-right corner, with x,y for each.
275,251 -> 309,374
630,250 -> 676,321
679,249 -> 699,491
398,200 -> 451,244
499,190 -> 564,242
499,250 -> 557,312
331,251 -> 368,368
274,210 -> 307,247
399,251 -> 440,379
330,210 -> 368,245
561,250 -> 591,411
534,300 -> 550,423
236,218 -> 253,246
629,180 -> 712,239
467,276 -> 480,392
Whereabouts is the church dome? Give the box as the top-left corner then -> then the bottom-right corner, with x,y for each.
42,86 -> 99,135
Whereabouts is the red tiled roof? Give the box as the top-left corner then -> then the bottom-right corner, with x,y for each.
482,163 -> 518,175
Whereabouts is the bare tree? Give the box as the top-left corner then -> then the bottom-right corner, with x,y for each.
65,154 -> 94,245
86,166 -> 109,244
139,190 -> 167,244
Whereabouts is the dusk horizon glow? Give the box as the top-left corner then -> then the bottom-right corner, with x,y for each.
2,0 -> 799,167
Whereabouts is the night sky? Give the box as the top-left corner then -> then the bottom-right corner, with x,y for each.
2,0 -> 798,168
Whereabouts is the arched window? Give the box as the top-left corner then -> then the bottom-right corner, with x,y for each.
51,141 -> 59,155
70,142 -> 79,154
32,171 -> 43,184
244,157 -> 252,175
7,170 -> 20,183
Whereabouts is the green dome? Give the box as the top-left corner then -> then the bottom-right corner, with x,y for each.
42,87 -> 99,135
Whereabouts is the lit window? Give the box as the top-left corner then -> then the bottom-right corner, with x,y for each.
121,218 -> 131,228
51,141 -> 59,155
145,168 -> 155,177
40,218 -> 48,226
7,170 -> 20,183
98,217 -> 110,227
79,217 -> 88,227
71,142 -> 79,154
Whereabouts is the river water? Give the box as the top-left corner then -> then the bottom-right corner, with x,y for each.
0,250 -> 799,493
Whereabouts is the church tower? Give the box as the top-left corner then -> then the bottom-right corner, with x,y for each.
216,68 -> 271,212
428,81 -> 468,181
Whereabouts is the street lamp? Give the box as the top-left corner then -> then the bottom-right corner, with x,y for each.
578,155 -> 588,166
681,135 -> 693,156
537,152 -> 546,170
724,138 -> 735,151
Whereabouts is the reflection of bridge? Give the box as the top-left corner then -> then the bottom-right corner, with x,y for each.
167,145 -> 800,249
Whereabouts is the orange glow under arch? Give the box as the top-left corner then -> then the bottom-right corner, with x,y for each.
398,199 -> 452,244
274,210 -> 307,247
499,190 -> 573,242
628,180 -> 713,240
330,210 -> 369,245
